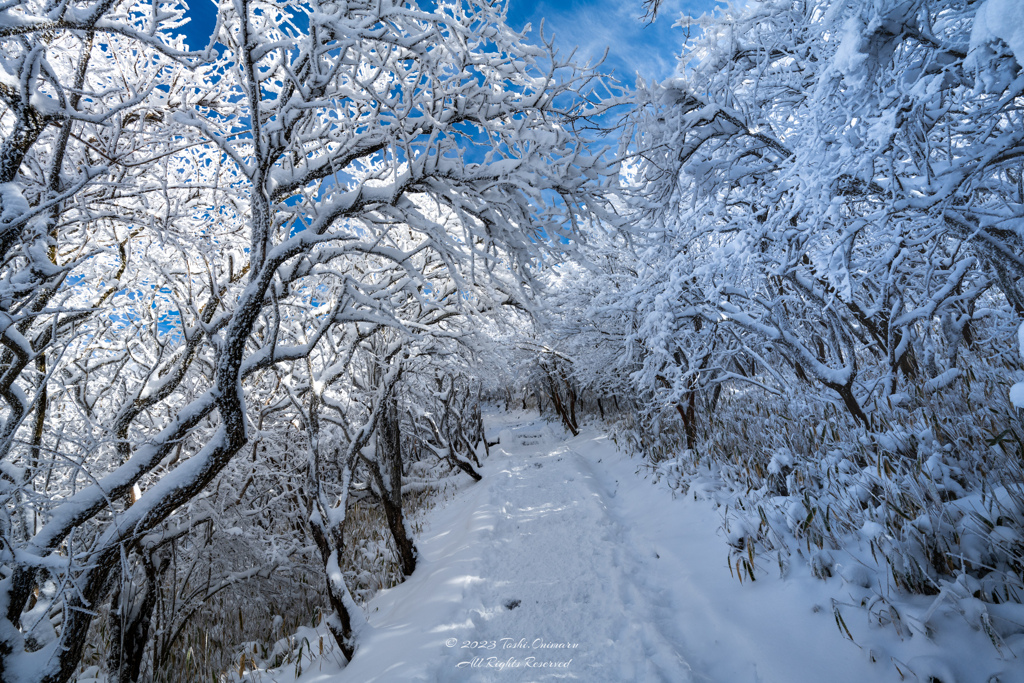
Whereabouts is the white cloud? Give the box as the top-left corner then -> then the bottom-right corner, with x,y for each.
509,0 -> 723,82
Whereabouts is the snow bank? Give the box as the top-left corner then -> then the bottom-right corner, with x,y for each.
972,0 -> 1024,69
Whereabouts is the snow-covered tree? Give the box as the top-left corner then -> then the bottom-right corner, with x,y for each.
541,0 -> 1024,616
562,0 -> 1024,431
0,0 -> 621,679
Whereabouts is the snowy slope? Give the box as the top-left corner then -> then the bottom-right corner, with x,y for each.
269,411 -> 1023,683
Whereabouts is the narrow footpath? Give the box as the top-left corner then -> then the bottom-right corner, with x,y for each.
297,413 -> 915,683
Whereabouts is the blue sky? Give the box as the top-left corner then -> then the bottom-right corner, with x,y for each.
178,0 -> 723,82
504,0 -> 722,81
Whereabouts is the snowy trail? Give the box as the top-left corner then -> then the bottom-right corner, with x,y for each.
302,413 -> 912,683
429,420 -> 693,682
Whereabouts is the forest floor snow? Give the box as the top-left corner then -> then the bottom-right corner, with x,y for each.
265,411 -> 1023,683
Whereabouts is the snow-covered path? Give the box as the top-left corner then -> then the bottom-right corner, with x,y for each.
298,413 -> 919,683
427,419 -> 693,682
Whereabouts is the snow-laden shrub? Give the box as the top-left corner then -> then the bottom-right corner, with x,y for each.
643,357 -> 1024,650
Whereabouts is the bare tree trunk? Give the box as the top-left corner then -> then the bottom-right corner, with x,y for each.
825,380 -> 870,429
308,520 -> 358,661
107,555 -> 158,683
375,394 -> 417,576
544,370 -> 579,436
